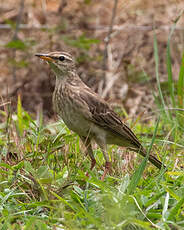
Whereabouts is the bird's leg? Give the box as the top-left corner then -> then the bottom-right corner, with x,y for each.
90,158 -> 96,170
85,143 -> 96,176
101,161 -> 112,181
97,141 -> 111,181
80,136 -> 96,176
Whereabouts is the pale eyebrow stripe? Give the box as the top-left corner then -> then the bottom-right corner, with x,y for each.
60,54 -> 73,61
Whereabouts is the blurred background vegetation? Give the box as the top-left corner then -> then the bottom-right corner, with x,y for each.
1,0 -> 183,119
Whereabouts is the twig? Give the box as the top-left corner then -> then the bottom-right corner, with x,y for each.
0,24 -> 49,29
1,24 -> 184,31
102,0 -> 118,71
11,0 -> 25,82
12,0 -> 24,40
58,0 -> 67,13
0,102 -> 11,107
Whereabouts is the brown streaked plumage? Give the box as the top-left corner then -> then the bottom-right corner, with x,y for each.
35,51 -> 165,180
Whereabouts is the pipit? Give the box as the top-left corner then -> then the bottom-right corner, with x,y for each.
36,51 -> 164,180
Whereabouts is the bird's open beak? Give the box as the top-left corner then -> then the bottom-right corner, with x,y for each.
35,53 -> 54,62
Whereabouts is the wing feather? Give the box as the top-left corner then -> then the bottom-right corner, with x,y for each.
79,89 -> 141,148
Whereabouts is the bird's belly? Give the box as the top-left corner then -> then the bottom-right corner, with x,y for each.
60,109 -> 93,137
54,95 -> 92,137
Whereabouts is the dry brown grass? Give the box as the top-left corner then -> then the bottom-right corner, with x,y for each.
0,0 -> 183,118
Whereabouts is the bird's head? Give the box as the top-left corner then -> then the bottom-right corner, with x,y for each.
35,51 -> 75,77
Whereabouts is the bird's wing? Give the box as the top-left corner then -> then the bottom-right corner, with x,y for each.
79,88 -> 141,148
76,87 -> 164,170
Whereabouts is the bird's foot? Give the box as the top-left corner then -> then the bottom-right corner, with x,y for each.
101,161 -> 112,181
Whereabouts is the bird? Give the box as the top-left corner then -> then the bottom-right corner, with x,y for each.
35,51 -> 164,180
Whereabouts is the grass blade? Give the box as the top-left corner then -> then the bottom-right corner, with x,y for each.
17,94 -> 23,136
127,117 -> 160,194
168,195 -> 184,221
154,33 -> 170,120
177,53 -> 184,108
166,24 -> 176,108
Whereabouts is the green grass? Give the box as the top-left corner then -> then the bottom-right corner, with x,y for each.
0,26 -> 184,230
0,98 -> 183,230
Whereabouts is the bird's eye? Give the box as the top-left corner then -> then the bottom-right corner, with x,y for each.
59,56 -> 65,61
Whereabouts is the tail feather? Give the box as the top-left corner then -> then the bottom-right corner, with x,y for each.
148,154 -> 164,169
134,146 -> 165,169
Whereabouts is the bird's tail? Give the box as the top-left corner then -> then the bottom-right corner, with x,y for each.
148,154 -> 164,169
135,146 -> 165,169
